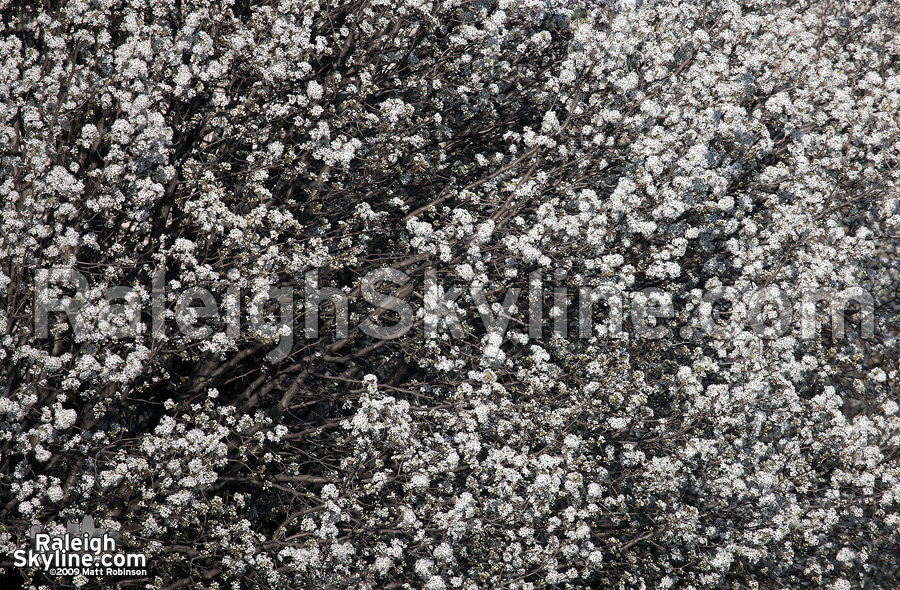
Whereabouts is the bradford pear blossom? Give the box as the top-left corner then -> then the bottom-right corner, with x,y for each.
3,0 -> 900,588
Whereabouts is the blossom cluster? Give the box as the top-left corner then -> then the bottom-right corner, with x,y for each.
2,0 -> 899,588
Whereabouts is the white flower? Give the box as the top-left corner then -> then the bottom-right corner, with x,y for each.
433,542 -> 453,562
307,80 -> 324,101
320,483 -> 339,500
53,408 -> 78,430
47,485 -> 64,502
155,416 -> 176,436
836,547 -> 857,563
415,557 -> 434,578
373,556 -> 392,576
409,474 -> 430,492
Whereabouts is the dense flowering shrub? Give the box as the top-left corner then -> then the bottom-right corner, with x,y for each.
2,0 -> 900,588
